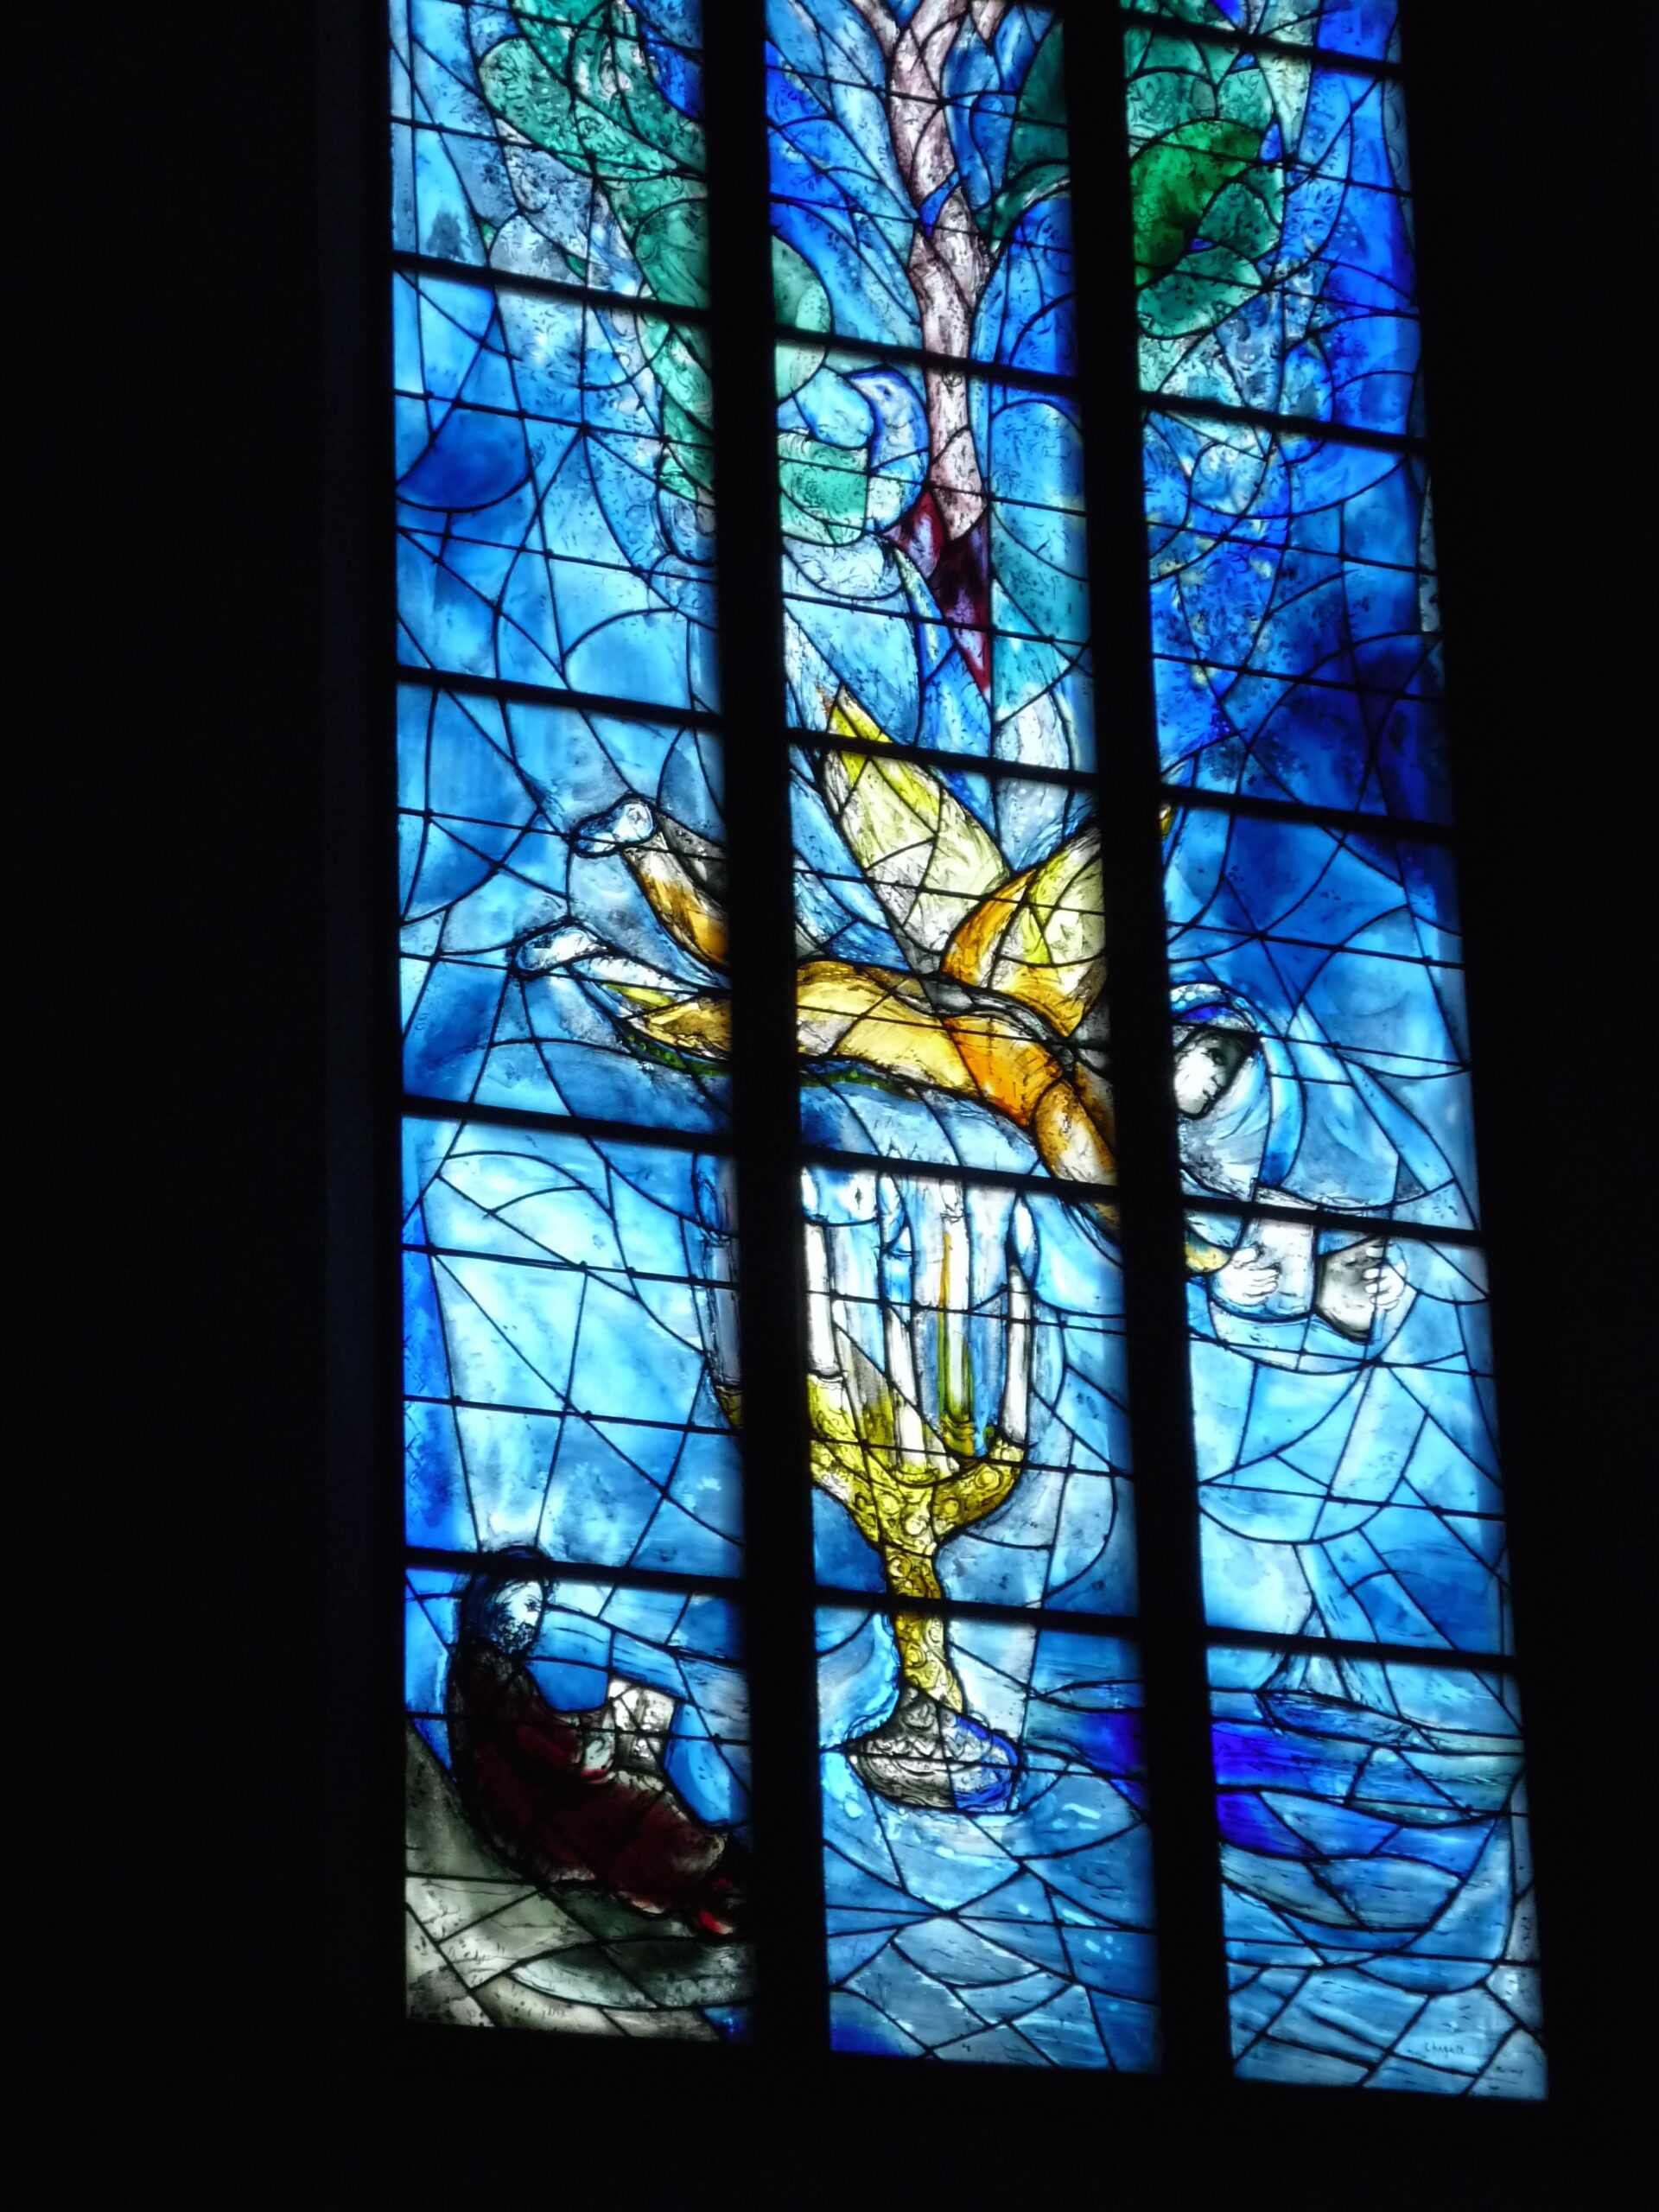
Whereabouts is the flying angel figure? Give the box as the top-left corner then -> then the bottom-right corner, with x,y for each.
512,684 -> 1230,1268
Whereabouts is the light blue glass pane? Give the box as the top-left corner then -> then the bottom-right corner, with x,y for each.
400,683 -> 729,1128
1147,414 -> 1446,820
1166,811 -> 1477,1226
406,1567 -> 750,2036
1189,1223 -> 1505,1653
1211,1650 -> 1542,2096
1125,3 -> 1401,67
391,0 -> 709,303
820,1610 -> 1156,2065
791,753 -> 1107,1181
395,272 -> 717,709
403,1119 -> 741,1575
804,1170 -> 1134,1614
781,350 -> 1093,766
1128,27 -> 1416,435
767,3 -> 1072,373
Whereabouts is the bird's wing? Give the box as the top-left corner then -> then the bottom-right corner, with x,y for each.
942,825 -> 1104,1037
815,688 -> 1008,964
623,990 -> 734,1061
625,840 -> 729,970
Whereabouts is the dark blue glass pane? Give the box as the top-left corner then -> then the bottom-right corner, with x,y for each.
1166,810 -> 1476,1227
781,349 -> 1093,766
803,1167 -> 1135,1615
407,1567 -> 750,2036
403,1118 -> 742,1575
821,1611 -> 1156,2065
1147,414 -> 1445,822
400,683 -> 729,1128
391,0 -> 708,303
1211,1649 -> 1542,2095
395,271 -> 716,706
767,3 -> 1073,374
1189,1221 -> 1505,1654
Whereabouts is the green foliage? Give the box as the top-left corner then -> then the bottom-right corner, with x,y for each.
778,432 -> 868,548
1132,119 -> 1267,284
772,234 -> 834,401
477,3 -> 713,500
1126,26 -> 1286,353
480,3 -> 707,308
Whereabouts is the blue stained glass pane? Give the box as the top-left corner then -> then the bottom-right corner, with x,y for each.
395,271 -> 716,708
403,1118 -> 742,1575
1147,412 -> 1446,821
780,349 -> 1093,767
1128,29 -> 1417,437
1188,1219 -> 1506,1654
790,750 -> 1106,1179
391,0 -> 708,302
767,3 -> 1073,374
1166,809 -> 1476,1227
1211,1650 -> 1541,2096
1125,3 -> 1401,67
803,1168 -> 1135,1616
406,1567 -> 751,2037
820,1611 -> 1156,2066
399,683 -> 729,1128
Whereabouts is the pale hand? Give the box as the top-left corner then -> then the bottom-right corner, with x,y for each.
1213,1243 -> 1281,1309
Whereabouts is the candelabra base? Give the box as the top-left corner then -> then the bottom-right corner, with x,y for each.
845,1686 -> 1018,1813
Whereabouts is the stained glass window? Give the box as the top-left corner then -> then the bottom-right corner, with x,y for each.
391,0 -> 1541,2094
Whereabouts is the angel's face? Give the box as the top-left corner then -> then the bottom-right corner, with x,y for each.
1173,1031 -> 1251,1117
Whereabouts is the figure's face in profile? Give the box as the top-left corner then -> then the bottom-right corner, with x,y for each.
495,1580 -> 546,1653
1174,1031 -> 1250,1118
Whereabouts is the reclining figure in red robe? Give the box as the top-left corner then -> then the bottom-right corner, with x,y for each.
445,1557 -> 748,1941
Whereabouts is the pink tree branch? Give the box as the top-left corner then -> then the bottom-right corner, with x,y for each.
880,0 -> 1014,686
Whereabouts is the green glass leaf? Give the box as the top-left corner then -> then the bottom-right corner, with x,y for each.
1131,118 -> 1266,287
773,235 -> 832,398
480,4 -> 708,307
778,432 -> 868,548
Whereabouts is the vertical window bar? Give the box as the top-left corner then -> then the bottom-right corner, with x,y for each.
1064,1 -> 1233,2084
702,0 -> 830,2057
1395,0 -> 1558,2091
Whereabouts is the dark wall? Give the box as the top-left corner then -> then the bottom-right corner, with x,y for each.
63,2 -> 1654,2199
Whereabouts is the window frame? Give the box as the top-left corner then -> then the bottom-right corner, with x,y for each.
309,0 -> 1646,2145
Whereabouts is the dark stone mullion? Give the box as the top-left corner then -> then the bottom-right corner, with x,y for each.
1064,0 -> 1236,2087
703,0 -> 832,2057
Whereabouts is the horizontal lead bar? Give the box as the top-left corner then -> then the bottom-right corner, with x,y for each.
793,730 -> 1457,843
1114,3 -> 1405,83
391,249 -> 713,326
402,1092 -> 734,1154
814,1583 -> 1139,1637
772,320 -> 1080,402
1143,390 -> 1427,456
1204,1624 -> 1513,1673
405,1546 -> 743,1600
396,663 -> 721,731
